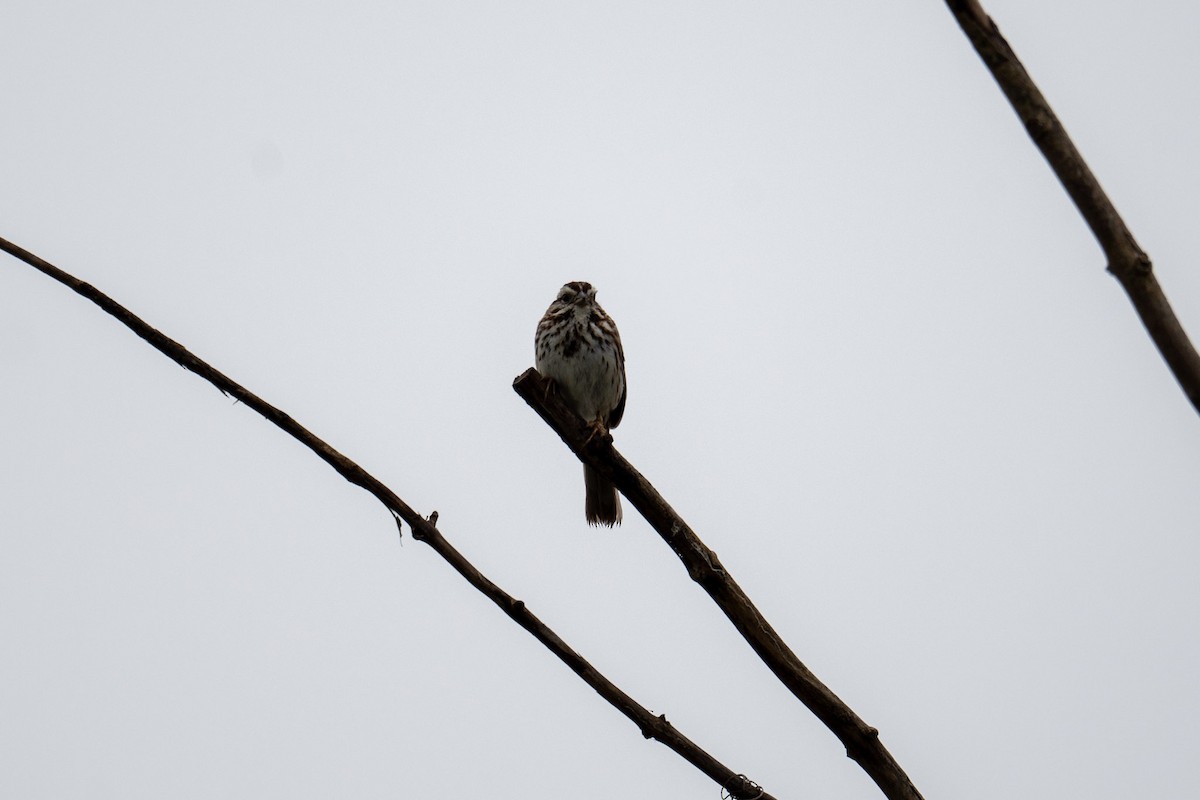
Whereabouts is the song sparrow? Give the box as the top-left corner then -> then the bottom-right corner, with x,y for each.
535,281 -> 626,526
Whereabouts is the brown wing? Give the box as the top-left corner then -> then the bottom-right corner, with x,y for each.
608,325 -> 627,429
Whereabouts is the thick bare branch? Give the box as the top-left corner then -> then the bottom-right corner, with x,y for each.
945,0 -> 1200,414
514,368 -> 924,800
0,235 -> 774,800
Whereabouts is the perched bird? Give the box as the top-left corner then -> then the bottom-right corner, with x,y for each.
534,281 -> 627,526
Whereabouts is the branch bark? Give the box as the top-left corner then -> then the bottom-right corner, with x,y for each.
514,368 -> 924,800
945,0 -> 1200,415
0,235 -> 775,800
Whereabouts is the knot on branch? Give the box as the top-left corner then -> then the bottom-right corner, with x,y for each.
638,713 -> 671,740
1132,252 -> 1153,277
843,724 -> 881,761
721,774 -> 765,800
1107,251 -> 1154,282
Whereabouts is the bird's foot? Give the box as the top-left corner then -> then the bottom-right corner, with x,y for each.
583,418 -> 609,446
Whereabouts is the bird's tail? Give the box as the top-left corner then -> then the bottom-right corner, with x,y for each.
583,464 -> 621,527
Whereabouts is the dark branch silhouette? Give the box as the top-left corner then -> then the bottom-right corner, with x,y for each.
0,235 -> 775,800
514,368 -> 924,800
945,0 -> 1200,415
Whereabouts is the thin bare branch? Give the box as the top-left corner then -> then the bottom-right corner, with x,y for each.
0,235 -> 775,800
514,368 -> 924,800
945,0 -> 1200,414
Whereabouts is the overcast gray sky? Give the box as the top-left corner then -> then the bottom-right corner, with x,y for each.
3,2 -> 1199,799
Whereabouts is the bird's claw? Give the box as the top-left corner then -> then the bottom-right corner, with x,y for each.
583,419 -> 608,446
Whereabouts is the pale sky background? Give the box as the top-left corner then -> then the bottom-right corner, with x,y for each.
2,2 -> 1198,799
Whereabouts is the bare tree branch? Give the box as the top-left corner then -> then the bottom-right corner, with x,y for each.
514,368 -> 924,800
0,235 -> 775,800
945,0 -> 1200,415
